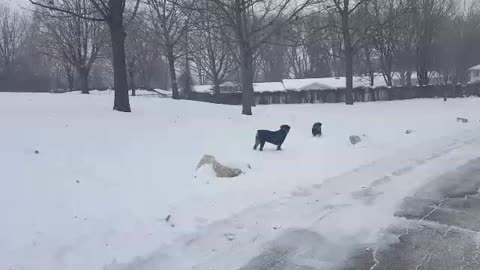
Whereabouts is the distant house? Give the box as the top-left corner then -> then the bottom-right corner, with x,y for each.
193,82 -> 284,94
192,83 -> 241,94
468,65 -> 480,83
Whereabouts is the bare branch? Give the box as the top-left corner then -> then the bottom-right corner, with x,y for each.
29,0 -> 105,21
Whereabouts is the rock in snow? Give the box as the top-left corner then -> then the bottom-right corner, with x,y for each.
349,135 -> 362,145
196,154 -> 243,178
457,117 -> 468,123
405,130 -> 413,134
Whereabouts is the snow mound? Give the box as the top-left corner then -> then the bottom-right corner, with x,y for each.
195,154 -> 243,178
457,117 -> 469,123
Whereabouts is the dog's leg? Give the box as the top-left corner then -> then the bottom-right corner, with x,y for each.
259,140 -> 265,151
253,134 -> 260,150
277,144 -> 282,151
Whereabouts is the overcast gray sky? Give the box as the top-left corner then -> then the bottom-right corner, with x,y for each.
1,0 -> 30,10
0,0 -> 476,12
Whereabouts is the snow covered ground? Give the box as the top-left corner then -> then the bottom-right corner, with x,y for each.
1,92 -> 480,270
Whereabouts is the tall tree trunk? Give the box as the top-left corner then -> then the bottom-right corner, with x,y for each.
66,69 -> 74,92
182,55 -> 192,99
342,12 -> 354,105
109,2 -> 131,112
383,72 -> 393,87
417,46 -> 430,86
239,42 -> 254,115
4,61 -> 11,77
419,70 -> 429,86
167,50 -> 179,99
68,76 -> 74,92
364,48 -> 374,87
78,67 -> 89,94
213,73 -> 220,95
128,61 -> 136,96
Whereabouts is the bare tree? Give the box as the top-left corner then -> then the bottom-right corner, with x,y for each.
455,2 -> 480,83
430,2 -> 480,87
191,1 -> 236,94
330,0 -> 371,105
286,26 -> 310,78
0,3 -> 27,76
62,61 -> 75,91
124,15 -> 142,96
393,1 -> 416,86
35,0 -> 107,94
30,0 -> 141,112
431,16 -> 459,86
146,0 -> 191,99
412,0 -> 455,86
285,13 -> 339,79
366,0 -> 411,86
307,12 -> 342,78
124,12 -> 167,93
206,0 -> 315,115
258,21 -> 291,82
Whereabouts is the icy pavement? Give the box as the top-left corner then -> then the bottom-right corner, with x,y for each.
106,128 -> 480,270
341,157 -> 480,270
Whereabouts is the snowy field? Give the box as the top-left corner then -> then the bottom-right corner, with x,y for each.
2,92 -> 480,270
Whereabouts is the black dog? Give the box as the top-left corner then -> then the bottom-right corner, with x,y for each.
312,122 -> 322,137
253,125 -> 291,151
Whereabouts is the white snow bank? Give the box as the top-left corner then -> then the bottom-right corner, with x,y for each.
1,92 -> 480,270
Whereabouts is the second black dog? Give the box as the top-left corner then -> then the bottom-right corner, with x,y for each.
312,122 -> 322,137
254,125 -> 291,151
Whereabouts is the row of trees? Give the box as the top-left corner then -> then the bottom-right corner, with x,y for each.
0,0 -> 477,115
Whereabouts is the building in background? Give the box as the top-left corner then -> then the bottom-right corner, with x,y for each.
468,65 -> 480,83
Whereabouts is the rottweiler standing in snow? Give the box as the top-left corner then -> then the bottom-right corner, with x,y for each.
312,122 -> 322,137
253,125 -> 291,151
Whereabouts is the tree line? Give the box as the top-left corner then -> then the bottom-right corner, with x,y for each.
0,0 -> 477,114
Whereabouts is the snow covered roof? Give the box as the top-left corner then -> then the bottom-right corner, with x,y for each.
282,76 -> 388,91
253,82 -> 285,92
193,73 -> 424,93
193,85 -> 213,93
468,65 -> 480,71
283,78 -> 338,90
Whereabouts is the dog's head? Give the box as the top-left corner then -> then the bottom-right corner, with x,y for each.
280,125 -> 291,133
